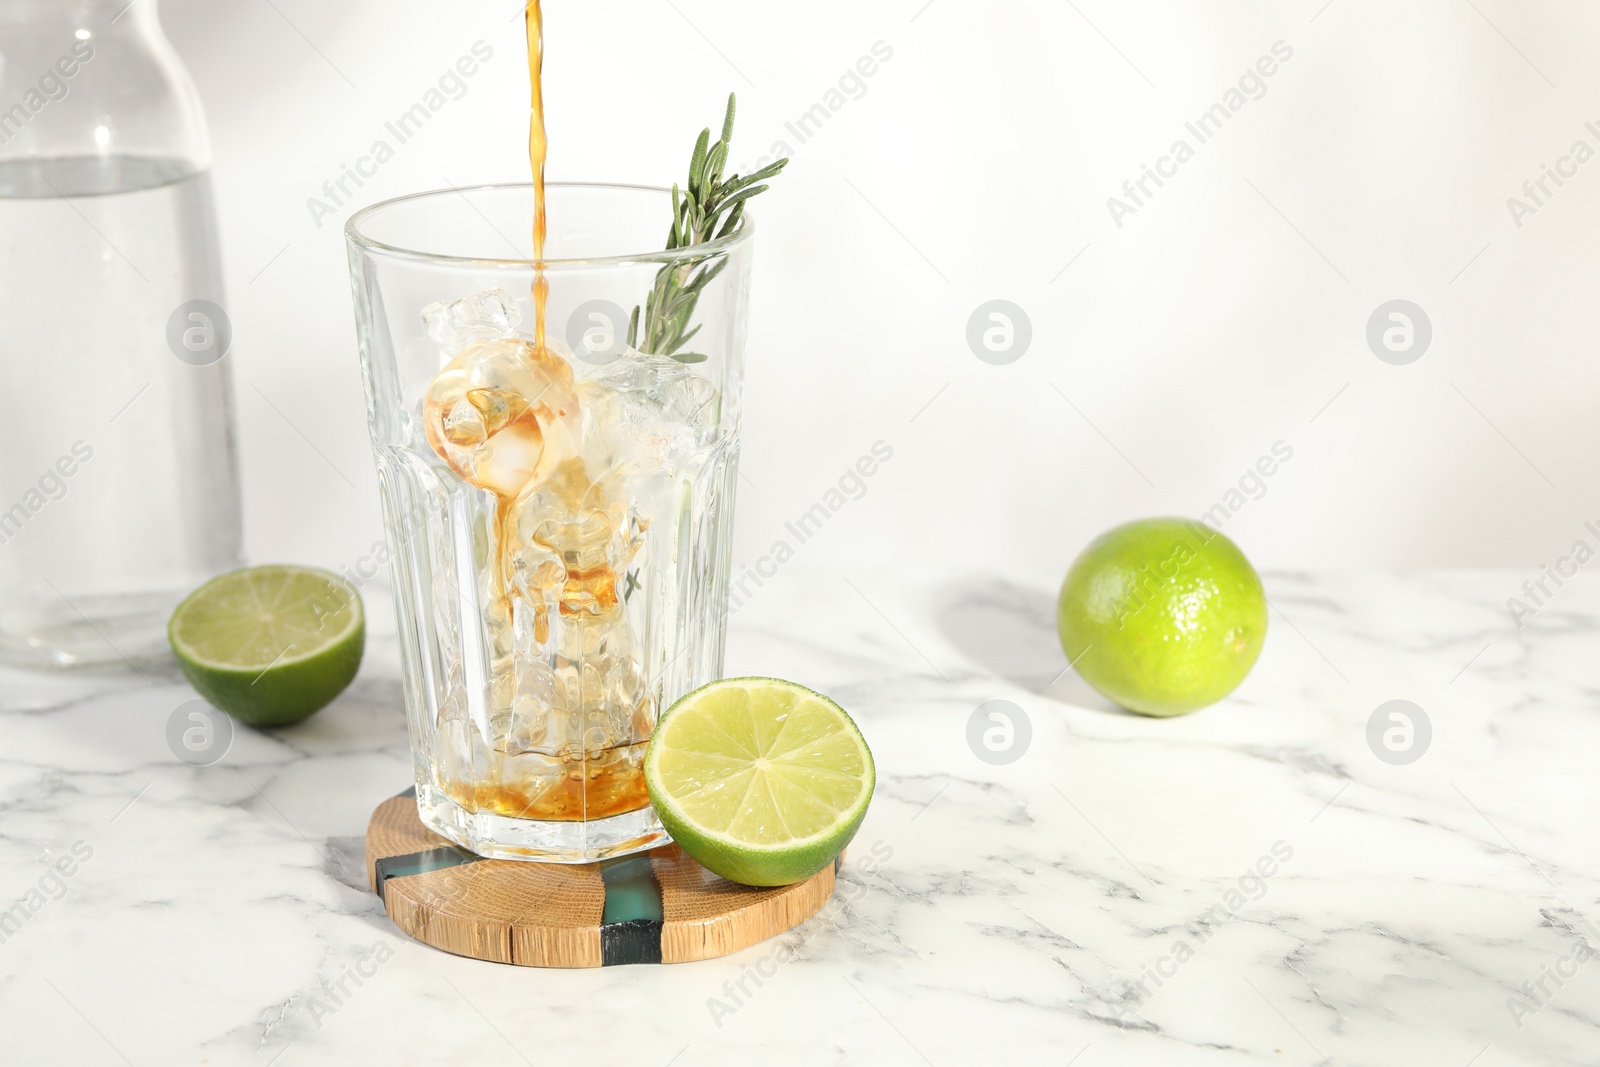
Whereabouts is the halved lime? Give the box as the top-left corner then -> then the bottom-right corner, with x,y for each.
644,677 -> 875,886
169,565 -> 365,727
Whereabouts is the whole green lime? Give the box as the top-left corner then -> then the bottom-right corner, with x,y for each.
169,565 -> 365,727
1057,518 -> 1266,717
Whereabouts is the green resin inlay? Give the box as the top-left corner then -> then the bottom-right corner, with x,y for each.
599,854 -> 663,923
374,846 -> 480,902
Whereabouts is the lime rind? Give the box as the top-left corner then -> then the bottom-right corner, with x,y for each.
1057,518 -> 1266,717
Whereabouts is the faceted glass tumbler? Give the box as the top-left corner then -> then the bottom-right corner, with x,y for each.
346,183 -> 752,861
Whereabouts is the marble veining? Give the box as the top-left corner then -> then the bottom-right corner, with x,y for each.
0,568 -> 1597,1065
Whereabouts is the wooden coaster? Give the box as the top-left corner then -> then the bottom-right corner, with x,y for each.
365,788 -> 839,966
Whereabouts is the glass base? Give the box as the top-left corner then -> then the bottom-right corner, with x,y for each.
415,781 -> 669,862
0,591 -> 179,670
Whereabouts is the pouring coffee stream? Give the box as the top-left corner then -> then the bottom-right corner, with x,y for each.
418,1 -> 652,822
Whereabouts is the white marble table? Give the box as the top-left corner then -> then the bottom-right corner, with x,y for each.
1,568 -> 1596,1066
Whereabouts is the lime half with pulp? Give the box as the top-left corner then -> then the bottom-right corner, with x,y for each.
644,677 -> 875,886
169,565 -> 365,727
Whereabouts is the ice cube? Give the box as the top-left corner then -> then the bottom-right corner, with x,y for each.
596,354 -> 719,432
421,288 -> 521,351
504,657 -> 558,753
505,458 -> 642,619
422,338 -> 579,498
507,535 -> 564,614
568,359 -> 718,495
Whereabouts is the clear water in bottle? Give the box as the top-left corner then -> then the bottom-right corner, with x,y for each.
0,155 -> 242,667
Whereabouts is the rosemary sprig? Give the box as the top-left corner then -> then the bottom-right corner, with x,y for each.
626,93 -> 787,362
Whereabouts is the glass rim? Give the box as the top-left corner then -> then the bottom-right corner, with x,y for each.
344,180 -> 754,269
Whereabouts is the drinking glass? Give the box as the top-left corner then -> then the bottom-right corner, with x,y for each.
347,183 -> 752,861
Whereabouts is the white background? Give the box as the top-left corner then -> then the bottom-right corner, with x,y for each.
159,0 -> 1600,582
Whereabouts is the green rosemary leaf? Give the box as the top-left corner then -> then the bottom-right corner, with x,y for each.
720,159 -> 789,198
688,129 -> 710,193
719,93 -> 736,148
715,201 -> 745,240
710,184 -> 767,223
693,256 -> 729,287
664,322 -> 702,356
703,144 -> 729,206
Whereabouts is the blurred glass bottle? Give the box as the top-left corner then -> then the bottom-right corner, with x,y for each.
0,0 -> 242,669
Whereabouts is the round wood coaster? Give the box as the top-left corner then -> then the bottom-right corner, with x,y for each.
364,788 -> 839,966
